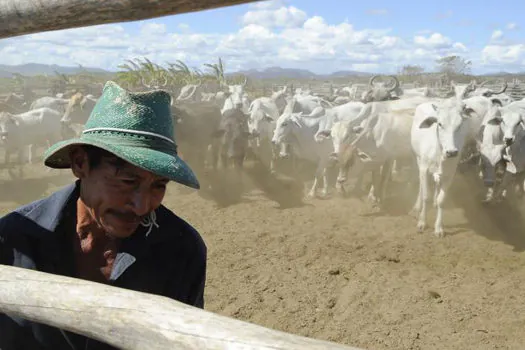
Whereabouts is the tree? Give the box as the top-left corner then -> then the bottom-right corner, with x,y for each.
399,64 -> 425,76
435,55 -> 472,76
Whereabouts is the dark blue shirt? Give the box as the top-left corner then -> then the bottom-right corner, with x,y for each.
0,180 -> 207,350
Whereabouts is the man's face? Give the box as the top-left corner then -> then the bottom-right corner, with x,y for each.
70,147 -> 169,238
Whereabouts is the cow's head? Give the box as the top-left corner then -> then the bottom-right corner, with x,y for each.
220,77 -> 248,110
271,112 -> 302,157
419,103 -> 476,159
499,110 -> 525,146
0,112 -> 18,144
361,75 -> 401,103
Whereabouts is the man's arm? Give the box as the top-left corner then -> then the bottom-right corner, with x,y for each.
186,240 -> 207,309
164,223 -> 207,309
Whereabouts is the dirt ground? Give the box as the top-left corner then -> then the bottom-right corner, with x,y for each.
2,157 -> 525,350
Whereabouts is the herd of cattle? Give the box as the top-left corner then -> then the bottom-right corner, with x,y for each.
1,74 -> 524,237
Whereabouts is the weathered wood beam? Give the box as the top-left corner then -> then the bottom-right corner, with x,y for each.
0,0 -> 263,40
0,265 -> 364,350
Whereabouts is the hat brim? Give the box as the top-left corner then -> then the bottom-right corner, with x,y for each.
43,137 -> 200,190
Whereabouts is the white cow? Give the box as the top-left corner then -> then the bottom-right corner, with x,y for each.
323,96 -> 436,201
247,86 -> 288,136
30,96 -> 70,113
220,78 -> 249,115
411,101 -> 477,237
0,107 -> 64,166
482,106 -> 525,201
246,87 -> 289,171
271,112 -> 334,198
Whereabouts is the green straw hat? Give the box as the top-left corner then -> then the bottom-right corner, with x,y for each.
43,81 -> 199,190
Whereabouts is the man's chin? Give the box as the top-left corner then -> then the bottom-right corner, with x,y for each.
103,221 -> 140,239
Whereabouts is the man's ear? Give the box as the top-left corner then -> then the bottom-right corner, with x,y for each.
69,146 -> 89,178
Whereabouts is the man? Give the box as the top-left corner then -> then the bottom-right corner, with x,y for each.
0,81 -> 207,349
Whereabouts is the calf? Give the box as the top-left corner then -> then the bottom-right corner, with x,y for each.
411,101 -> 476,237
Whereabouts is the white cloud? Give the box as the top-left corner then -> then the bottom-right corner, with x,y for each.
507,22 -> 518,30
414,33 -> 452,49
2,3 -> 525,75
491,29 -> 503,41
241,1 -> 306,28
482,44 -> 525,65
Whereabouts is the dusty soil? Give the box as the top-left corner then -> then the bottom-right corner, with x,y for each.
2,157 -> 525,350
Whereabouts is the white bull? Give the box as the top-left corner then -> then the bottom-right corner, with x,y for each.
0,107 -> 64,166
411,101 -> 477,237
271,111 -> 334,198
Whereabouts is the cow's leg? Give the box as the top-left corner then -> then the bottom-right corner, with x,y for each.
480,156 -> 497,203
416,166 -> 429,233
16,148 -> 25,179
433,171 -> 453,238
368,166 -> 381,206
494,170 -> 512,201
321,166 -> 329,197
307,161 -> 324,198
307,176 -> 319,199
27,144 -> 33,164
391,159 -> 398,179
378,159 -> 394,205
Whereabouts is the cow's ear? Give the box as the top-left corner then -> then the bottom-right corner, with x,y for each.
317,130 -> 331,138
419,116 -> 438,129
487,117 -> 502,126
491,98 -> 502,107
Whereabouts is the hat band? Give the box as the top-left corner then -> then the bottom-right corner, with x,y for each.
82,127 -> 177,154
83,127 -> 175,144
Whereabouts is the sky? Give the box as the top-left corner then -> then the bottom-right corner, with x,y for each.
0,0 -> 524,75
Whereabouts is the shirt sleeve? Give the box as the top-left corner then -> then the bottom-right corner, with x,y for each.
0,214 -> 15,266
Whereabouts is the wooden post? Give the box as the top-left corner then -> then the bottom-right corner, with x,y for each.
0,265 -> 364,350
0,0 -> 263,39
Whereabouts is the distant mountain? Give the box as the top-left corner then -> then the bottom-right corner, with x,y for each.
0,63 -> 110,77
227,66 -> 374,80
483,71 -> 525,77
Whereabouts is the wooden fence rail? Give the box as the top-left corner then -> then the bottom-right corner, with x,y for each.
0,265 -> 364,350
0,0 -> 263,39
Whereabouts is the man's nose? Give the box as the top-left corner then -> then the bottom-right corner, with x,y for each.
131,191 -> 151,217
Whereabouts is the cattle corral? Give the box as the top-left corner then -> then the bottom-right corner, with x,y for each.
3,71 -> 525,349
